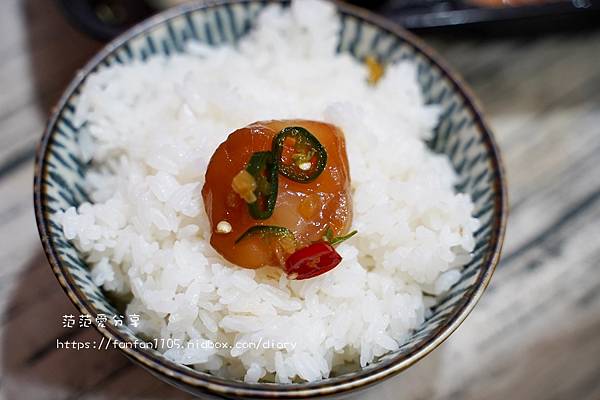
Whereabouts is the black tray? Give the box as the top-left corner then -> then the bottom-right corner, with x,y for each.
57,0 -> 600,41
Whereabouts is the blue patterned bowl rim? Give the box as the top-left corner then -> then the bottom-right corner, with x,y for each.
34,0 -> 507,397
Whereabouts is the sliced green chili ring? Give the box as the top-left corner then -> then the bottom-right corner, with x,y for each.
246,151 -> 278,220
235,225 -> 295,245
272,126 -> 327,183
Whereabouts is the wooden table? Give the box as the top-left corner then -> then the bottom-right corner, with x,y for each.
2,0 -> 599,398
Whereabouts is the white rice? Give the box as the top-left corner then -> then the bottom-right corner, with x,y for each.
58,0 -> 479,383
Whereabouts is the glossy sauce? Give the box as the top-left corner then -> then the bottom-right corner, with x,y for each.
202,120 -> 352,269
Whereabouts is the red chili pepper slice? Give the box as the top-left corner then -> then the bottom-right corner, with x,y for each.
284,242 -> 342,280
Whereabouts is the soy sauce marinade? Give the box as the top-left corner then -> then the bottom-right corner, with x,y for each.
202,120 -> 356,279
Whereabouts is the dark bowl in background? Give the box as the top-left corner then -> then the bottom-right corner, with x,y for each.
57,0 -> 600,41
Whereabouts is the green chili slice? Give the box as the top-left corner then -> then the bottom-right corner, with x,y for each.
235,225 -> 295,245
323,226 -> 358,246
246,151 -> 278,220
272,127 -> 327,183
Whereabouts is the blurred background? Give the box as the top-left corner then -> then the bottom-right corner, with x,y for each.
1,0 -> 600,399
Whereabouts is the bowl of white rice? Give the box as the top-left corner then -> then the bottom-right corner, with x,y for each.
34,0 -> 507,398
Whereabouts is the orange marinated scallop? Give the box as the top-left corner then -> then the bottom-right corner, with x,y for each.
202,120 -> 352,269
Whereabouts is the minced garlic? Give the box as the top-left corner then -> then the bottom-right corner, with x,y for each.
298,161 -> 312,171
231,170 -> 257,203
216,220 -> 232,234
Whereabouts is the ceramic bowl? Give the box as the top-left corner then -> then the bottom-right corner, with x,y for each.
34,0 -> 507,398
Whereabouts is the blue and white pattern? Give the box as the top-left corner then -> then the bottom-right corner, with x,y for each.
35,0 -> 505,394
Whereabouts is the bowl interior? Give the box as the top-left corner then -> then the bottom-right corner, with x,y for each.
35,0 -> 504,394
